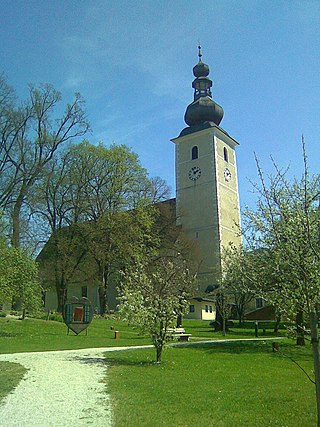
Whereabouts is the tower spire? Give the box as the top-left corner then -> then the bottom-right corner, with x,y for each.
198,44 -> 202,62
183,47 -> 224,128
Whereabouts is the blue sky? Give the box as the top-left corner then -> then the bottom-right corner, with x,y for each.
0,0 -> 319,210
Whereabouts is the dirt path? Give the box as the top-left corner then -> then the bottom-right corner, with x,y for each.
0,347 -> 124,427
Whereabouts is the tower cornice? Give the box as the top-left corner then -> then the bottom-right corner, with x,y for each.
171,123 -> 239,147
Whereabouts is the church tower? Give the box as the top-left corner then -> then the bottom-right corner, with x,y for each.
171,47 -> 241,292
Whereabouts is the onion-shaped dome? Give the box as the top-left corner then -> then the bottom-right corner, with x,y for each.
185,97 -> 224,126
193,61 -> 209,77
184,46 -> 224,127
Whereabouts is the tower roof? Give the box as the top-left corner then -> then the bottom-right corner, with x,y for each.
184,47 -> 224,128
193,45 -> 210,77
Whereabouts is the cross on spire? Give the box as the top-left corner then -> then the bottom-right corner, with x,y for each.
198,44 -> 202,62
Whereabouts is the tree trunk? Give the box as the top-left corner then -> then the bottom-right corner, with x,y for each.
237,306 -> 245,327
98,266 -> 110,315
236,303 -> 244,326
176,313 -> 183,328
296,310 -> 305,346
99,286 -> 107,315
222,317 -> 226,336
11,192 -> 25,310
57,285 -> 67,312
156,345 -> 162,364
11,191 -> 25,248
310,311 -> 320,427
274,313 -> 281,333
215,306 -> 229,332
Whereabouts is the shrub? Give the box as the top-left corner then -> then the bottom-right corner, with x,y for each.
48,313 -> 63,322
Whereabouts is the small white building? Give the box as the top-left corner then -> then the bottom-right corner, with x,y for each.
184,297 -> 216,321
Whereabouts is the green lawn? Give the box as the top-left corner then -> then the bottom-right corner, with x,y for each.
0,316 -> 281,354
182,319 -> 285,341
0,316 -> 312,425
0,316 -> 152,354
105,340 -> 316,427
0,361 -> 27,403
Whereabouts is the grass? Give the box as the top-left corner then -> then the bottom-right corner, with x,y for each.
0,361 -> 27,403
0,316 -> 283,354
0,315 -> 153,405
182,319 -> 286,341
0,316 -> 152,354
105,340 -> 316,427
0,316 -> 310,425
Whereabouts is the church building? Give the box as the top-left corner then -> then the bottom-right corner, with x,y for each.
174,47 -> 241,302
38,48 -> 242,318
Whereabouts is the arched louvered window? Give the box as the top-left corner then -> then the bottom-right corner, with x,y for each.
192,146 -> 198,160
223,147 -> 228,162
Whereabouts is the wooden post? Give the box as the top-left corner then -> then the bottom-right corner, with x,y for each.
310,311 -> 320,427
255,321 -> 259,337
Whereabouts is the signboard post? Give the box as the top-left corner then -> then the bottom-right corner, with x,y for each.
62,297 -> 93,335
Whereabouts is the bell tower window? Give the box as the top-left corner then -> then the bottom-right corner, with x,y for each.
223,147 -> 228,162
192,146 -> 198,160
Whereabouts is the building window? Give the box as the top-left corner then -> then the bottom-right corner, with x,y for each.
81,286 -> 88,298
209,305 -> 213,313
256,298 -> 263,309
189,304 -> 195,313
191,146 -> 198,160
205,305 -> 209,313
224,147 -> 228,162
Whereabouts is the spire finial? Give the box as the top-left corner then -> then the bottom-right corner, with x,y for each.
198,44 -> 202,62
184,48 -> 224,128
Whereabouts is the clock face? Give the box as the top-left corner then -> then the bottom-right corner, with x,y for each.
188,166 -> 201,181
224,168 -> 231,182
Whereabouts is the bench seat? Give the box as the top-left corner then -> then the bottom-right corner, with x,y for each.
166,328 -> 192,342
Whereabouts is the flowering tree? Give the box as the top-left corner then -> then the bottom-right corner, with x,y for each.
118,252 -> 196,364
226,141 -> 320,424
220,246 -> 255,326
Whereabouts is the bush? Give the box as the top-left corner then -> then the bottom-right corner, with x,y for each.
48,313 -> 63,322
28,310 -> 63,322
0,312 -> 6,318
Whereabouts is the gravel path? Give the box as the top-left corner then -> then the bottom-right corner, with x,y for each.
0,346 -> 139,427
0,338 -> 278,426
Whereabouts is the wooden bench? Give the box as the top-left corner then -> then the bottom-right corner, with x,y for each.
178,333 -> 192,342
166,327 -> 192,342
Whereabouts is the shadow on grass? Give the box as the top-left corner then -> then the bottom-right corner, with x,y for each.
182,340 -> 313,362
0,331 -> 22,337
104,347 -> 156,367
227,329 -> 281,337
74,356 -> 107,365
102,340 -> 313,369
104,356 -> 155,367
179,340 -> 271,354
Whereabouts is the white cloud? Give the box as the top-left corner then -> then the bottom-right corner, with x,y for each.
63,75 -> 85,89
